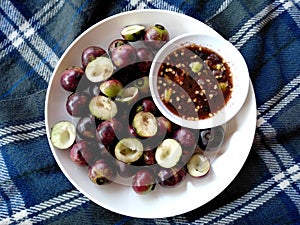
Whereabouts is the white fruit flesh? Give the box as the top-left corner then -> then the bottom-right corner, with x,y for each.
50,121 -> 76,150
115,138 -> 143,163
155,139 -> 182,168
85,56 -> 114,83
89,95 -> 117,120
133,111 -> 157,137
115,87 -> 138,103
121,25 -> 145,41
187,153 -> 210,177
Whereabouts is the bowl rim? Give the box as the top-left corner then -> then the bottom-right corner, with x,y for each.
149,32 -> 250,129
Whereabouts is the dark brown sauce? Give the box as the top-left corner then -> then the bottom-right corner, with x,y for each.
157,44 -> 233,120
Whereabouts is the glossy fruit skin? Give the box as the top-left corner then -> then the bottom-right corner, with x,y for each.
198,126 -> 225,151
108,39 -> 129,53
173,128 -> 197,150
69,140 -> 95,166
143,24 -> 169,50
66,92 -> 90,117
136,47 -> 154,73
82,46 -> 107,68
156,116 -> 172,137
117,160 -> 137,178
111,44 -> 137,68
76,115 -> 97,141
143,149 -> 156,165
60,66 -> 84,92
96,118 -> 123,147
132,168 -> 156,194
100,79 -> 123,98
136,98 -> 157,114
88,159 -> 117,185
157,166 -> 187,188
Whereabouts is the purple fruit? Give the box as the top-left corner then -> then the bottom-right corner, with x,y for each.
66,92 -> 90,117
117,160 -> 137,178
173,128 -> 196,150
81,46 -> 107,68
88,159 -> 117,185
136,47 -> 154,73
69,140 -> 95,166
111,44 -> 137,68
96,119 -> 123,146
108,39 -> 129,53
132,168 -> 156,194
157,166 -> 187,188
144,24 -> 169,50
136,98 -> 157,114
60,66 -> 84,92
156,116 -> 172,137
143,149 -> 156,165
76,115 -> 97,141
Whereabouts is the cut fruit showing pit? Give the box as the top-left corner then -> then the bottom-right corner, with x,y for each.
187,153 -> 210,177
50,121 -> 76,150
89,95 -> 117,120
155,138 -> 182,168
132,111 -> 158,138
85,56 -> 114,83
115,138 -> 144,163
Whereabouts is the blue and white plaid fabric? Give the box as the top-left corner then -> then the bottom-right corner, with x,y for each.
1,0 -> 299,224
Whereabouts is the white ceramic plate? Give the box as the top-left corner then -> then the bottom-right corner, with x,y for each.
45,9 -> 257,218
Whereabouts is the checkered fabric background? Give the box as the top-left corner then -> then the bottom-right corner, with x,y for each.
0,0 -> 299,224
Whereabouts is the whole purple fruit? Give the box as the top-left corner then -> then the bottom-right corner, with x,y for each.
132,168 -> 156,194
96,118 -> 123,146
173,128 -> 196,150
76,115 -> 97,141
69,140 -> 94,166
136,47 -> 154,73
81,46 -> 107,68
88,159 -> 117,185
111,44 -> 137,68
60,66 -> 84,92
108,39 -> 129,53
157,166 -> 187,188
144,24 -> 169,50
66,92 -> 90,117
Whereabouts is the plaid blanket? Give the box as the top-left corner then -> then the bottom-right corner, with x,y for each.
1,0 -> 299,224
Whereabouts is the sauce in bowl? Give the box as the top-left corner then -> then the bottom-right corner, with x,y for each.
156,44 -> 233,121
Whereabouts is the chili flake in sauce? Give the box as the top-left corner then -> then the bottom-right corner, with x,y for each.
157,44 -> 233,120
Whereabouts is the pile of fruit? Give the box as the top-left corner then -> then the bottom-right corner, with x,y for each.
50,24 -> 225,195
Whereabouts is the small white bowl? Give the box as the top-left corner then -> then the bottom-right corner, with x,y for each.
149,33 -> 250,129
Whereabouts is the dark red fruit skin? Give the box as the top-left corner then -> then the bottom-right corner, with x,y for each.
173,128 -> 197,150
136,47 -> 154,73
143,148 -> 156,165
156,116 -> 172,137
111,44 -> 137,68
69,140 -> 94,166
157,166 -> 187,188
66,92 -> 90,117
60,67 -> 84,92
143,24 -> 169,50
136,98 -> 157,114
108,39 -> 129,53
132,168 -> 156,194
88,159 -> 117,185
76,115 -> 97,141
117,160 -> 137,178
81,46 -> 107,68
96,119 -> 123,147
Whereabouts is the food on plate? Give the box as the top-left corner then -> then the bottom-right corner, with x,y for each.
132,111 -> 158,138
155,138 -> 182,168
60,66 -> 85,92
198,125 -> 225,151
157,44 -> 233,121
187,153 -> 210,177
81,46 -> 107,68
50,23 -> 227,195
50,121 -> 76,150
88,159 -> 117,185
85,56 -> 114,83
99,79 -> 123,98
121,24 -> 145,41
89,95 -> 117,120
157,166 -> 187,188
115,138 -> 144,163
144,24 -> 170,50
132,168 -> 156,194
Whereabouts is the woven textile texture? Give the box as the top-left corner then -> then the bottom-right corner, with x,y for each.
0,0 -> 299,224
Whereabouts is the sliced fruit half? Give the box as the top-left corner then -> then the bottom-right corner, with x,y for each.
89,95 -> 117,120
187,153 -> 210,177
121,24 -> 145,41
132,111 -> 158,138
155,138 -> 182,168
115,138 -> 144,163
50,121 -> 76,150
85,56 -> 114,83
